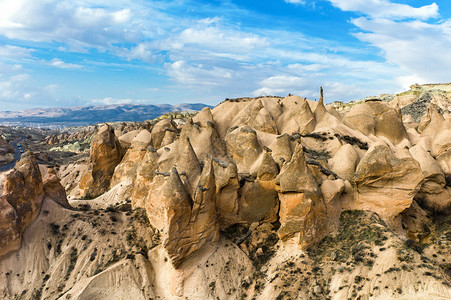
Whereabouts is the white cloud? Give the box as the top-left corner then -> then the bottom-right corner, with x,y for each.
0,73 -> 61,109
0,0 -> 141,51
350,17 -> 451,85
47,58 -> 83,69
328,0 -> 439,20
260,75 -> 307,90
287,63 -> 325,73
396,74 -> 428,90
166,60 -> 233,86
0,44 -> 34,61
325,0 -> 451,90
197,17 -> 222,25
90,97 -> 147,105
168,26 -> 269,54
285,0 -> 306,4
0,62 -> 23,75
253,75 -> 310,97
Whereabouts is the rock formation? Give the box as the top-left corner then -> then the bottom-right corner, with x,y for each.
71,90 -> 451,268
79,124 -> 125,198
2,88 -> 451,299
43,166 -> 70,208
0,152 -> 69,257
353,144 -> 424,222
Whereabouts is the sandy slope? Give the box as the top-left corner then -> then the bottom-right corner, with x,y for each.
1,198 -> 450,299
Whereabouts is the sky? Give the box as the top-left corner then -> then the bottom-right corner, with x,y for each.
0,0 -> 450,111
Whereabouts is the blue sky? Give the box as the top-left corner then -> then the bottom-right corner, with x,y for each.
0,0 -> 450,110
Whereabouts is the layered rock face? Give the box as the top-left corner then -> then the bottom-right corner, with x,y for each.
77,93 -> 451,268
0,152 -> 69,257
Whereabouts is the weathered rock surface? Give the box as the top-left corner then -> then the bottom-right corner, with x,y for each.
146,162 -> 219,267
343,100 -> 408,144
0,152 -> 71,257
43,166 -> 70,208
328,144 -> 360,180
0,152 -> 44,256
275,143 -> 328,248
2,88 -> 451,299
110,129 -> 152,199
57,90 -> 451,272
354,144 -> 424,221
79,124 -> 125,198
409,145 -> 451,213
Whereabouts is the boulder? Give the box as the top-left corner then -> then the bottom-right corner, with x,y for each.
151,119 -> 177,149
146,168 -> 193,267
156,136 -> 202,197
229,99 -> 278,134
410,145 -> 451,213
43,167 -> 70,208
329,144 -> 360,180
343,101 -> 408,144
354,144 -> 423,222
110,130 -> 152,193
118,129 -> 140,149
276,96 -> 316,134
320,179 -> 346,232
418,103 -> 444,135
131,147 -> 159,208
212,158 -> 240,228
180,118 -> 227,162
240,152 -> 279,224
272,133 -> 294,168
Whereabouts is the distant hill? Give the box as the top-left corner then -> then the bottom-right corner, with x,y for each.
0,103 -> 211,128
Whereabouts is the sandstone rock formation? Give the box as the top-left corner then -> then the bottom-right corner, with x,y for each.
354,144 -> 424,222
43,166 -> 70,208
276,142 -> 328,248
110,129 -> 152,197
0,152 -> 69,257
70,91 -> 449,268
0,135 -> 14,164
146,160 -> 219,267
79,124 -> 125,198
343,100 -> 408,144
0,152 -> 44,256
1,88 -> 451,300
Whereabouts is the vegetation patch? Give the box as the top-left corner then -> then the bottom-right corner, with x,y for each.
334,134 -> 369,150
124,208 -> 160,259
308,210 -> 388,263
65,247 -> 78,281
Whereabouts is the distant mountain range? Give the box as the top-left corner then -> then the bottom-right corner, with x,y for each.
0,103 -> 211,128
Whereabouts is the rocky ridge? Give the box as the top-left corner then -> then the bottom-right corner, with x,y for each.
0,87 -> 450,299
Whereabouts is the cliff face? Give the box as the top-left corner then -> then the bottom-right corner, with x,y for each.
1,91 -> 451,300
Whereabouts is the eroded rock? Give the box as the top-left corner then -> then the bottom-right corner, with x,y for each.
79,124 -> 125,198
0,152 -> 45,257
354,144 -> 423,222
